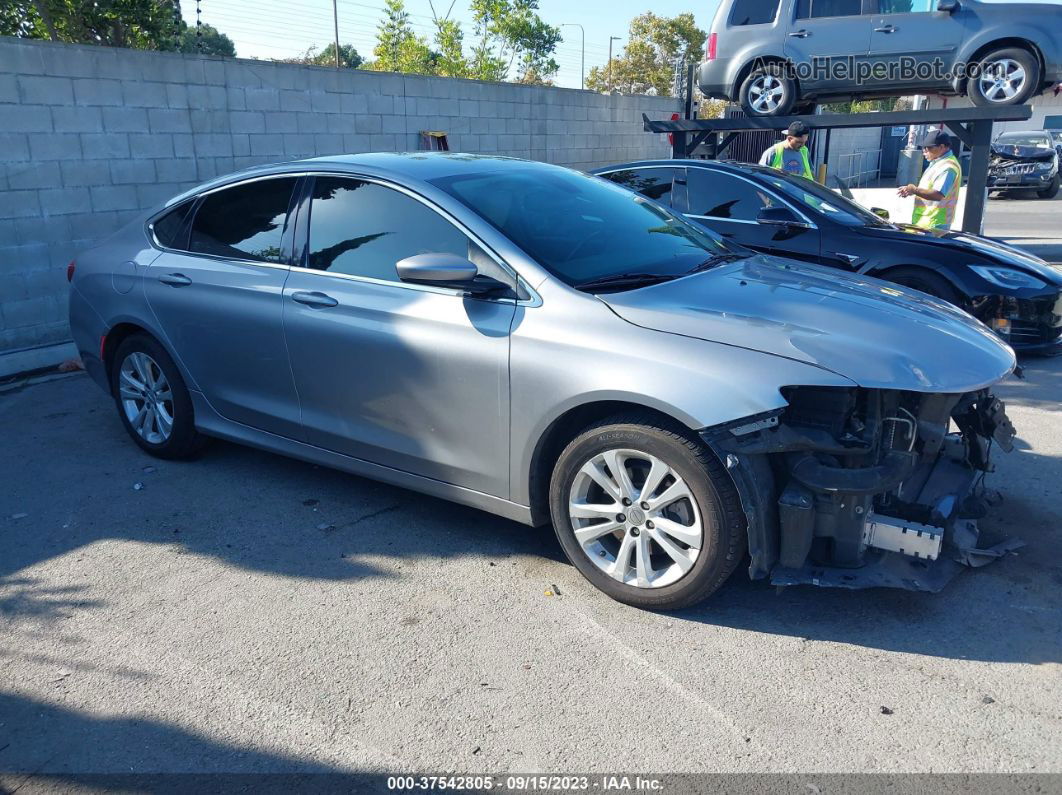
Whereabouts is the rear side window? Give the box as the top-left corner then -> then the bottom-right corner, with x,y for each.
600,168 -> 681,206
796,0 -> 863,18
189,178 -> 297,263
879,0 -> 933,11
730,0 -> 781,25
687,169 -> 774,220
151,201 -> 194,249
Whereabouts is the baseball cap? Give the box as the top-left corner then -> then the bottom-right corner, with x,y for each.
786,121 -> 810,137
918,129 -> 951,148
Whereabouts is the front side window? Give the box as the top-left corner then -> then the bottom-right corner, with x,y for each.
600,168 -> 681,206
730,0 -> 781,25
189,178 -> 297,263
687,169 -> 774,221
430,165 -> 739,287
760,171 -> 887,226
306,177 -> 471,282
796,0 -> 863,18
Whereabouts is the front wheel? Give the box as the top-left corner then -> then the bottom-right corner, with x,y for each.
1037,174 -> 1060,199
549,414 -> 747,610
967,47 -> 1040,107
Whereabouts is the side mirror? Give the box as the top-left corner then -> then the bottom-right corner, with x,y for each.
937,0 -> 959,12
757,205 -> 807,227
871,207 -> 890,221
396,253 -> 508,295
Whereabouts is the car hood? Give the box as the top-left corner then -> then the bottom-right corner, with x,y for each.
858,224 -> 1062,284
600,255 -> 1016,393
990,145 -> 1055,162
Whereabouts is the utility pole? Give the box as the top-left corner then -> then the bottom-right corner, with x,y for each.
561,24 -> 585,90
332,0 -> 341,68
607,36 -> 621,93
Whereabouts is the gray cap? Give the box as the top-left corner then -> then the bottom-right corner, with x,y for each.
918,129 -> 951,148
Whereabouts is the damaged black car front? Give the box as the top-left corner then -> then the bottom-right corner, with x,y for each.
988,131 -> 1060,198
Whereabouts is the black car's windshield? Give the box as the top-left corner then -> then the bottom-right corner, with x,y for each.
757,170 -> 891,228
429,167 -> 745,287
994,133 -> 1052,148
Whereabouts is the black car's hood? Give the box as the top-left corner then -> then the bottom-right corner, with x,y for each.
858,224 -> 1062,284
990,144 -> 1056,161
601,255 -> 1015,393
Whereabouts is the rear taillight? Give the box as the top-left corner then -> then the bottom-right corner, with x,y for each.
706,32 -> 717,61
66,260 -> 76,282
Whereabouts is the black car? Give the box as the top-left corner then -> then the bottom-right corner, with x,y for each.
593,160 -> 1062,354
987,131 -> 1060,198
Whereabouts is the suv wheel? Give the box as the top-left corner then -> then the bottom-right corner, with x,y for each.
739,64 -> 797,117
1037,174 -> 1059,199
549,414 -> 746,610
968,47 -> 1040,107
110,334 -> 205,459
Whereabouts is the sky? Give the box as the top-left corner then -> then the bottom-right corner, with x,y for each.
180,0 -> 724,89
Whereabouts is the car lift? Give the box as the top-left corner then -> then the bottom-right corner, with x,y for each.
643,103 -> 1032,235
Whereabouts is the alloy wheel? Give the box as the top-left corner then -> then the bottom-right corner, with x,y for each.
979,58 -> 1026,103
119,351 -> 174,444
568,448 -> 703,589
749,74 -> 784,114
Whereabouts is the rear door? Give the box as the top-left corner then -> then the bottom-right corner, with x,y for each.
144,176 -> 304,439
684,167 -> 822,262
865,0 -> 966,90
783,0 -> 875,93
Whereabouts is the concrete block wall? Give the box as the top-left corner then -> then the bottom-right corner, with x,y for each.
0,37 -> 678,376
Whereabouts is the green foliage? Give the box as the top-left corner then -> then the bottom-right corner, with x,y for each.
586,12 -> 705,95
373,0 -> 436,74
176,23 -> 236,57
468,0 -> 560,84
285,42 -> 363,69
433,18 -> 469,78
823,97 -> 901,114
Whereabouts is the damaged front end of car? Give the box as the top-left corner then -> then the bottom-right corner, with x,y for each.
703,385 -> 1022,592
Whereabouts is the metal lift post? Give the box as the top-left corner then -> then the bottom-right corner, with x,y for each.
644,105 -> 1033,235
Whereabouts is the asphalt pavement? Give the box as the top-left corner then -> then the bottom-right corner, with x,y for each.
1,353 -> 1060,782
983,191 -> 1061,262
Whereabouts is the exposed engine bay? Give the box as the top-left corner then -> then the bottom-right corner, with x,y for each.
704,386 -> 1022,591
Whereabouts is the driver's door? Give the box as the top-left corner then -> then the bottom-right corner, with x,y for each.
682,168 -> 822,263
281,175 -> 518,498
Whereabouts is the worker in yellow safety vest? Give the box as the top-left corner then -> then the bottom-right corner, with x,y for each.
759,121 -> 814,180
898,129 -> 962,230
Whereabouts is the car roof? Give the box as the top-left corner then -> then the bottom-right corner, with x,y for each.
591,158 -> 786,179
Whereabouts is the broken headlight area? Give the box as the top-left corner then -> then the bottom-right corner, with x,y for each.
703,386 -> 1023,592
968,294 -> 1062,351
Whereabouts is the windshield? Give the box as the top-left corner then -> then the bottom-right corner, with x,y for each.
757,171 -> 890,227
995,133 -> 1052,148
429,167 -> 742,287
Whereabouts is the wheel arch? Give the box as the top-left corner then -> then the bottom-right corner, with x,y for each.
526,400 -> 704,527
956,37 -> 1046,94
733,55 -> 798,103
101,322 -> 192,394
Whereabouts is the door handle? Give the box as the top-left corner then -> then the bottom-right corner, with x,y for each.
158,273 -> 192,287
291,290 -> 338,308
788,29 -> 810,37
874,24 -> 896,32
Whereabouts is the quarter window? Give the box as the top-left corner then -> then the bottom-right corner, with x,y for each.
151,201 -> 194,250
796,0 -> 863,18
306,177 -> 471,283
600,168 -> 681,206
730,0 -> 781,25
687,169 -> 775,221
189,178 -> 297,263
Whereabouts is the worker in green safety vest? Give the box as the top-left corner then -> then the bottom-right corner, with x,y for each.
898,129 -> 962,230
759,121 -> 815,180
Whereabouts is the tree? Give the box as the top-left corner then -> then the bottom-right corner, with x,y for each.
433,18 -> 469,78
175,23 -> 236,57
372,0 -> 435,74
586,12 -> 705,95
468,0 -> 559,84
285,42 -> 363,69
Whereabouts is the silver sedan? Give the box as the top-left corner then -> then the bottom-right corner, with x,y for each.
69,153 -> 1018,609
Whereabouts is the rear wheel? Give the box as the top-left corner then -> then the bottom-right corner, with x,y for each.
549,414 -> 746,610
967,47 -> 1040,107
1037,174 -> 1060,199
885,266 -> 961,306
110,334 -> 205,459
739,64 -> 797,117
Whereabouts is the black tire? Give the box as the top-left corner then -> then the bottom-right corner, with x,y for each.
548,413 -> 747,610
884,266 -> 962,306
1037,174 -> 1060,199
967,46 -> 1040,107
110,333 -> 205,459
739,63 -> 797,117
